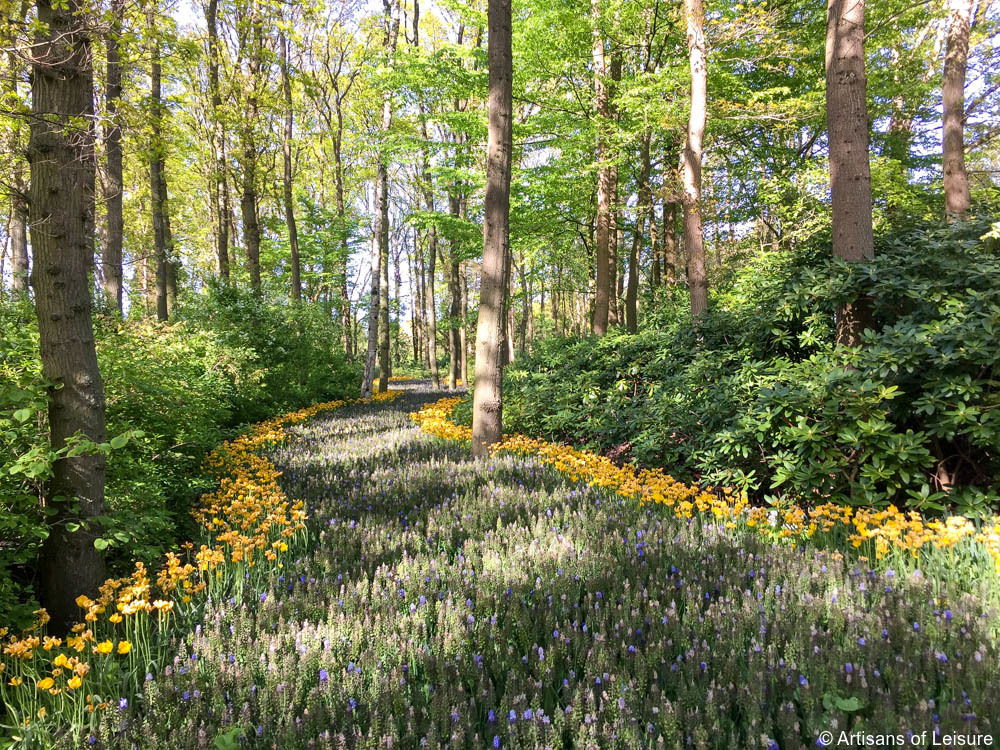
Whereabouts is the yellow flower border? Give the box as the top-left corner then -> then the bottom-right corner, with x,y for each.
1,390 -> 402,735
410,396 -> 1000,574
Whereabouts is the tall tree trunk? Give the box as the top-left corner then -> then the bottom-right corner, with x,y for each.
9,195 -> 28,295
5,1 -> 30,296
460,261 -> 469,384
376,0 -> 398,393
241,138 -> 261,291
280,30 -> 302,302
590,0 -> 612,336
206,0 -> 229,281
447,193 -> 461,390
333,99 -> 351,358
28,0 -> 107,629
826,0 -> 874,345
683,0 -> 708,318
149,2 -> 169,322
164,192 -> 177,314
101,0 -> 123,312
663,200 -> 677,282
627,133 -> 651,333
361,231 -> 380,399
472,0 -> 512,457
942,0 -> 974,220
393,245 -> 402,367
425,217 -> 440,387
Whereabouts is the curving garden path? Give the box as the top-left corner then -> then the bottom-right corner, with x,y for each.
122,382 -> 998,749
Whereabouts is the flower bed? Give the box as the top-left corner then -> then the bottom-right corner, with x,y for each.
411,397 -> 1000,576
0,390 -> 401,743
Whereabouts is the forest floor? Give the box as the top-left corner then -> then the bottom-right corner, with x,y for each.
122,382 -> 998,749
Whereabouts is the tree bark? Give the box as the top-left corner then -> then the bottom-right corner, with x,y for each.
241,139 -> 261,291
28,0 -> 108,629
101,0 -> 123,312
942,0 -> 974,221
361,230 -> 380,399
376,0 -> 398,394
206,0 -> 229,281
590,0 -> 612,335
627,132 -> 652,333
460,261 -> 469,384
683,0 -> 708,318
826,0 -> 874,345
447,194 -> 461,390
280,30 -> 302,302
148,2 -> 169,322
9,194 -> 29,295
424,187 -> 441,387
472,0 -> 512,457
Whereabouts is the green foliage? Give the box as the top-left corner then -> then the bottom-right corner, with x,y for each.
495,219 -> 1000,513
0,290 -> 361,628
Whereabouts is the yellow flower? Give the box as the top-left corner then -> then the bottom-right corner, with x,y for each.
109,613 -> 123,624
37,707 -> 47,719
67,676 -> 82,690
94,640 -> 114,655
37,677 -> 54,690
117,641 -> 132,655
9,676 -> 23,687
53,653 -> 68,668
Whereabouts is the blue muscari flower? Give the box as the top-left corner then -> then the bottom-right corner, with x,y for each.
858,637 -> 866,646
493,737 -> 501,749
488,709 -> 495,723
508,709 -> 516,723
799,675 -> 808,687
845,662 -> 853,674
118,697 -> 128,710
260,592 -> 267,603
319,668 -> 328,682
87,738 -> 97,746
700,661 -> 707,672
183,691 -> 191,701
523,709 -> 533,720
882,628 -> 889,639
145,672 -> 154,681
914,622 -> 920,631
944,609 -> 953,621
193,690 -> 201,699
349,698 -> 357,710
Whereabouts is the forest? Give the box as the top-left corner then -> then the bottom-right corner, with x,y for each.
1,0 -> 999,745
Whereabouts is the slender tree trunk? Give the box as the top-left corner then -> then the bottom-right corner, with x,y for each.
164,193 -> 177,314
590,0 -> 612,335
627,133 -> 651,332
333,100 -> 351,358
683,0 -> 708,318
206,0 -> 229,281
425,218 -> 440,387
942,0 -> 974,220
101,0 -> 123,312
280,30 -> 302,301
28,0 -> 108,629
447,193 -> 461,389
241,137 -> 261,291
362,230 -> 380,398
663,200 -> 677,282
472,0 -> 512,456
4,1 -> 29,296
9,194 -> 28,294
460,261 -> 469,384
148,3 -> 169,322
376,0 -> 398,393
393,245 -> 402,367
826,0 -> 874,345
649,200 -> 660,288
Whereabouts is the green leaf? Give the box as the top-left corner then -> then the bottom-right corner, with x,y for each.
94,538 -> 111,551
13,408 -> 33,423
110,433 -> 130,450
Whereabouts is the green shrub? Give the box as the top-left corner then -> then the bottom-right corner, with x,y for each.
0,290 -> 361,628
494,219 -> 1000,514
